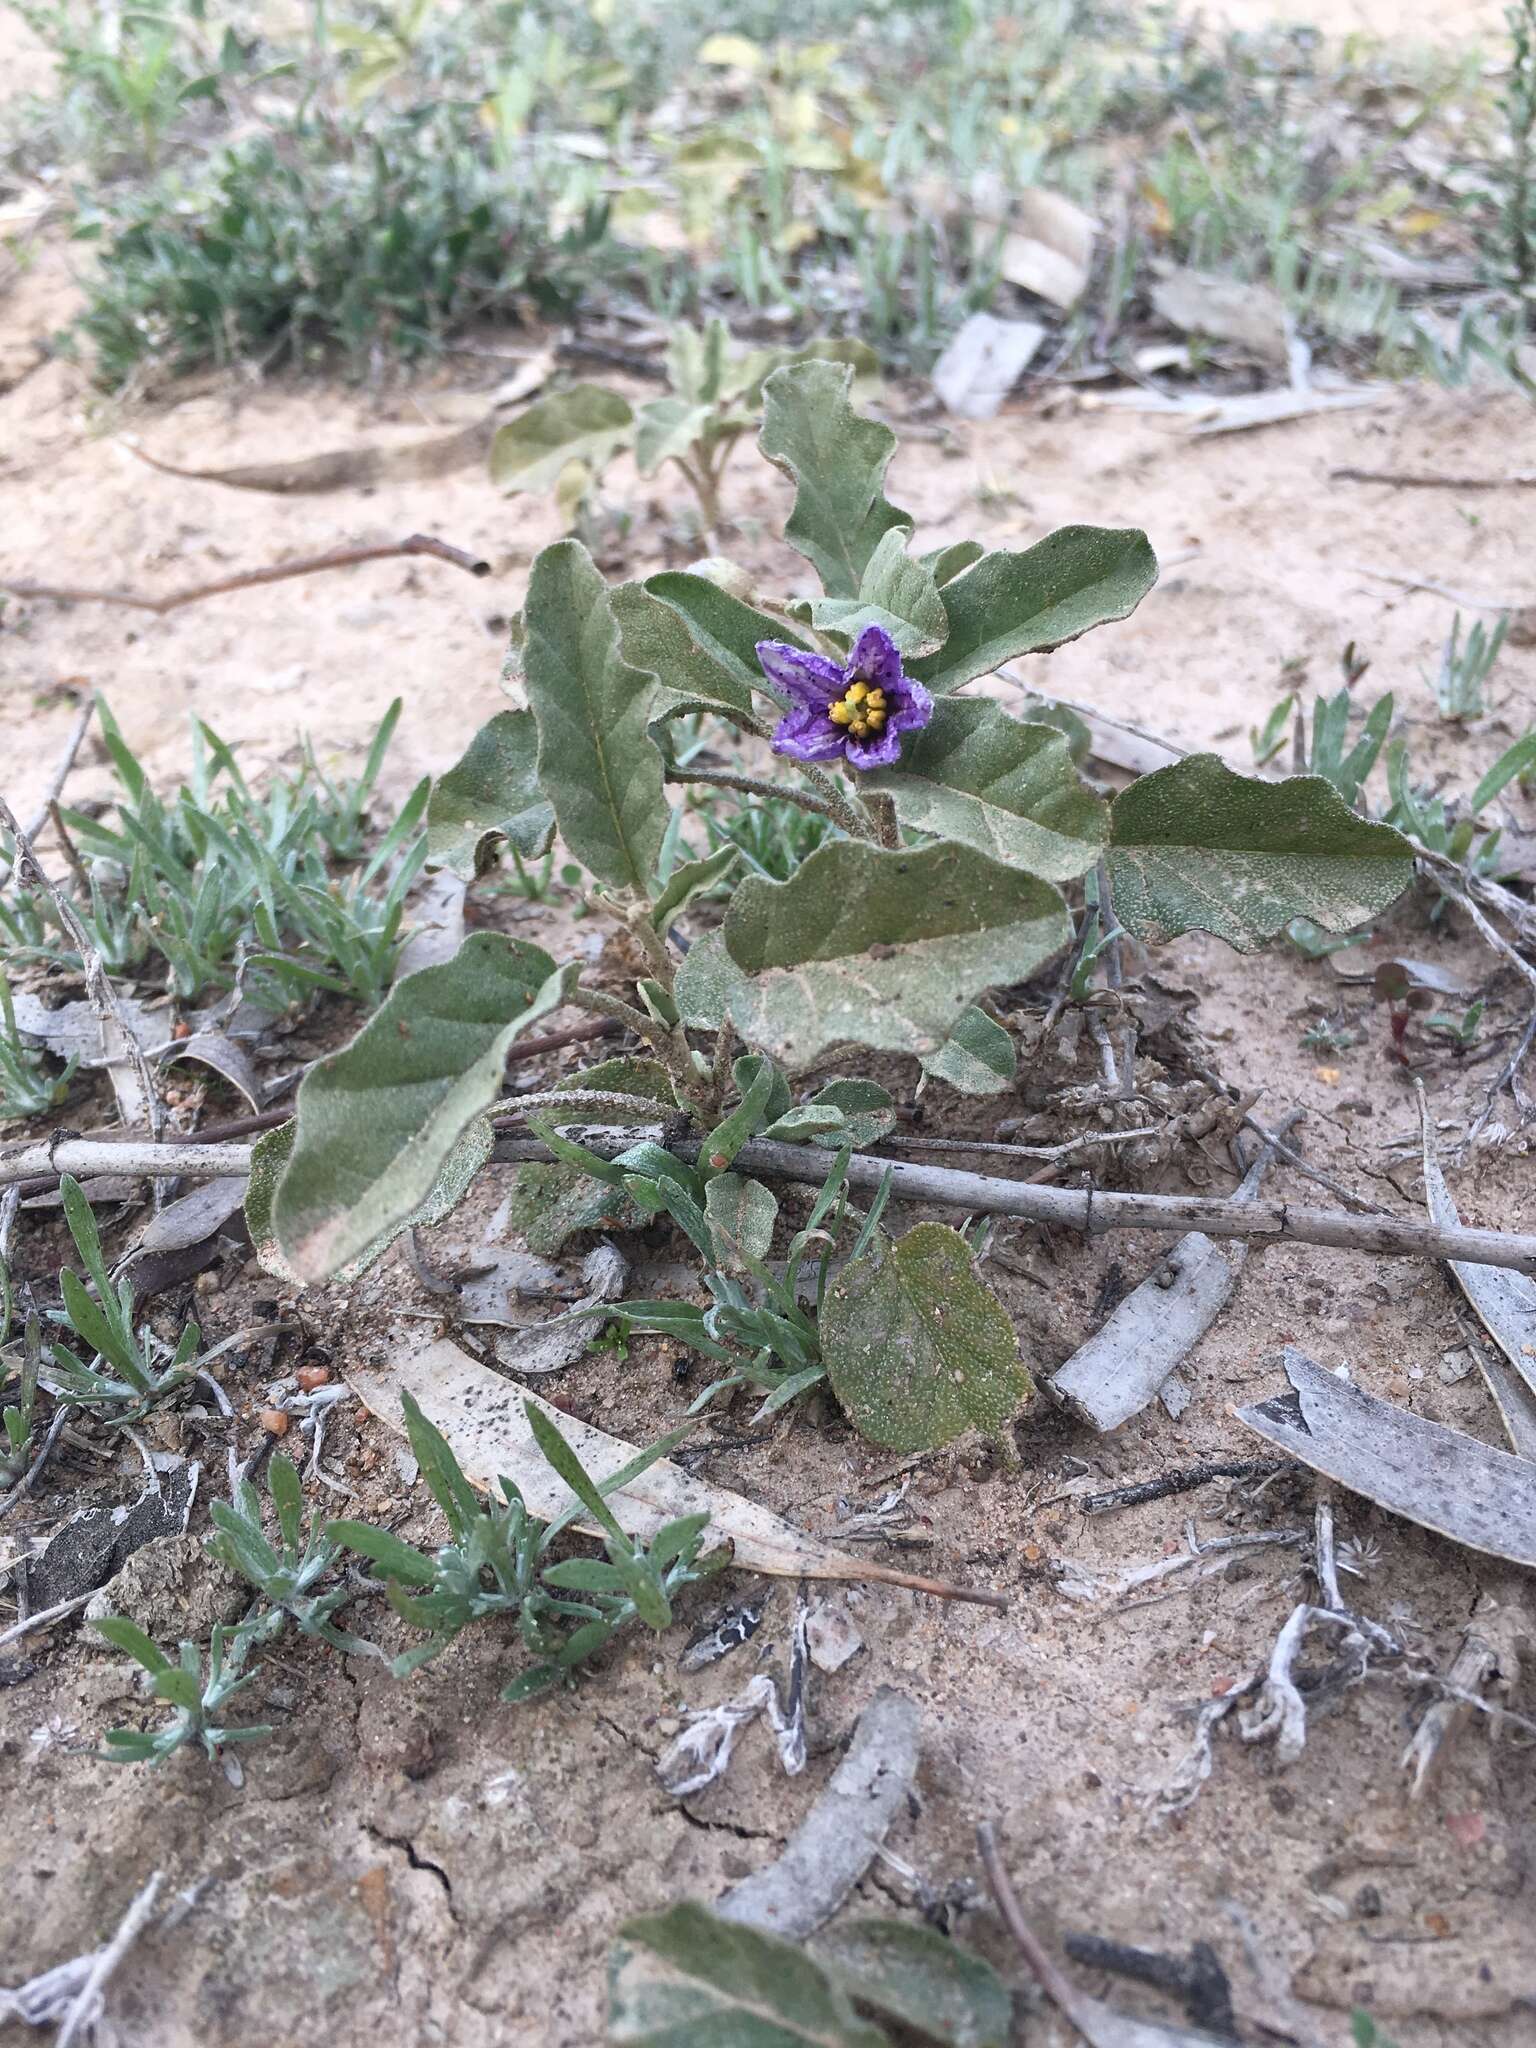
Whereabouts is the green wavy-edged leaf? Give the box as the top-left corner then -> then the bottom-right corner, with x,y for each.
758,360 -> 910,599
810,1921 -> 1012,2048
722,839 -> 1068,1069
489,384 -> 634,494
821,1222 -> 1033,1451
807,526 -> 948,655
634,396 -> 716,477
868,700 -> 1107,882
1108,754 -> 1415,952
909,526 -> 1158,696
610,577 -> 772,731
525,539 -> 668,893
609,1902 -> 887,2048
272,933 -> 576,1281
246,1113 -> 496,1285
920,1005 -> 1016,1095
425,710 -> 554,878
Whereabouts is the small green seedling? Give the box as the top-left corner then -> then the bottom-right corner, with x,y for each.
0,969 -> 75,1123
1428,610 -> 1507,723
207,1455 -> 378,1657
93,1615 -> 276,1766
1,1304 -> 41,1490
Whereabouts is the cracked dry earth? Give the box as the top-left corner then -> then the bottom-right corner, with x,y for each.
5,89 -> 1536,2048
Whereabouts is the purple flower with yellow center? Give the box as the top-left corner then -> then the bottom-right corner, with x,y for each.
757,623 -> 935,772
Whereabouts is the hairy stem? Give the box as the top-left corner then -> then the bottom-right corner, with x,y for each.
666,765 -> 872,839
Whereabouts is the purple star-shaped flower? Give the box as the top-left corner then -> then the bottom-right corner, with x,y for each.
757,623 -> 934,772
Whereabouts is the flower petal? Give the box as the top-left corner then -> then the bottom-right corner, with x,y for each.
771,706 -> 848,763
844,726 -> 903,771
887,675 -> 935,735
847,624 -> 904,693
757,640 -> 845,708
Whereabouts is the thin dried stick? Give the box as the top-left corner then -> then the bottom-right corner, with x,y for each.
22,698 -> 94,842
1,533 -> 489,616
0,1588 -> 94,1649
976,1821 -> 1102,2036
1346,561 -> 1527,612
54,1869 -> 165,2048
1332,467 -> 1536,491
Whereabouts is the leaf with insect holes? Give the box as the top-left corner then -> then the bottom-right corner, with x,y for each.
721,840 -> 1068,1071
507,1058 -> 679,1256
489,384 -> 634,495
867,701 -> 1107,882
525,540 -> 668,893
245,1112 -> 495,1285
821,1222 -> 1033,1451
908,527 -> 1158,696
609,1903 -> 888,2048
810,1921 -> 1013,2048
758,361 -> 911,599
425,710 -> 555,879
805,527 -> 949,656
271,933 -> 576,1281
704,1173 -> 778,1268
1107,755 -> 1415,952
921,1006 -> 1016,1095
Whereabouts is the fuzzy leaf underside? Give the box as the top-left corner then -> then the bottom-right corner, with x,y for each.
425,709 -> 555,878
271,933 -> 575,1280
609,1903 -> 888,2048
525,539 -> 668,892
807,527 -> 949,655
908,526 -> 1159,695
821,1222 -> 1033,1451
868,700 -> 1108,882
1107,754 -> 1416,951
721,839 -> 1068,1070
489,384 -> 635,494
246,1113 -> 495,1285
758,361 -> 910,600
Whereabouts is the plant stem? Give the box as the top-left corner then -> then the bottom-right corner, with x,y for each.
666,766 -> 871,839
862,789 -> 900,849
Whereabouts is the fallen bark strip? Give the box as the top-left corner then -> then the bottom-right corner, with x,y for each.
1332,466 -> 1536,491
0,532 -> 489,615
1236,1347 -> 1536,1568
14,1124 -> 1536,1274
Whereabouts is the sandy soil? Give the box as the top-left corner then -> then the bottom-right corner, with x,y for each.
4,7 -> 1536,2048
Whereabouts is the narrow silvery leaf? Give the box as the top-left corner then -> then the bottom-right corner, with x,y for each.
425,709 -> 554,878
867,700 -> 1108,882
271,934 -> 575,1280
722,839 -> 1068,1070
525,540 -> 668,893
609,1902 -> 888,2048
921,1006 -> 1017,1095
758,360 -> 911,599
909,526 -> 1158,696
821,1223 -> 1033,1451
1108,754 -> 1415,951
808,526 -> 949,655
489,384 -> 634,494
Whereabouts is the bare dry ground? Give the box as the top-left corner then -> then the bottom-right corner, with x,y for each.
4,9 -> 1536,2048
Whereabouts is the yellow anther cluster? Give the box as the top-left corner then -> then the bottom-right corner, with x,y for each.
827,681 -> 888,738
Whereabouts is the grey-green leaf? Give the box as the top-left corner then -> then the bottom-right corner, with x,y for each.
525,539 -> 668,892
806,1078 -> 896,1147
271,934 -> 575,1280
821,1222 -> 1034,1451
909,527 -> 1158,696
1107,754 -> 1416,952
810,1922 -> 1013,2048
921,539 -> 985,587
635,397 -> 722,479
722,840 -> 1069,1070
650,844 -> 741,930
609,1902 -> 889,2048
615,572 -> 802,725
425,709 -> 555,878
246,1109 -> 496,1286
920,1007 -> 1017,1096
758,361 -> 911,600
705,1173 -> 779,1268
808,527 -> 949,656
867,701 -> 1108,882
490,384 -> 635,494
674,927 -> 751,1031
